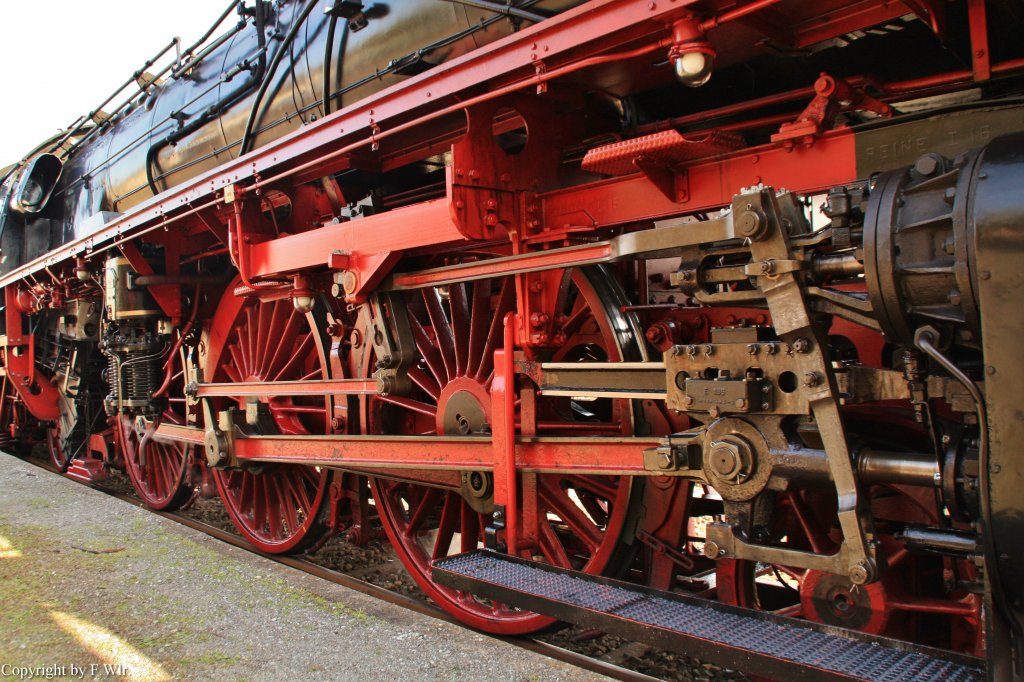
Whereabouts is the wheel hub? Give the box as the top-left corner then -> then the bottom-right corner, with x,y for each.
800,570 -> 890,633
436,377 -> 491,436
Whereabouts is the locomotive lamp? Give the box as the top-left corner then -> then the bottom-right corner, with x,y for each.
291,275 -> 315,314
669,16 -> 715,87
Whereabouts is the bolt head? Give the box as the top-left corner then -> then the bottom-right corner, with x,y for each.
736,210 -> 766,239
704,541 -> 721,559
848,562 -> 870,585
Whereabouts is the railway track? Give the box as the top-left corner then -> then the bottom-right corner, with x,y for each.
19,454 -> 691,682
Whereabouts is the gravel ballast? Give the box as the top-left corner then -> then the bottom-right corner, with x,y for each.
0,452 -> 604,682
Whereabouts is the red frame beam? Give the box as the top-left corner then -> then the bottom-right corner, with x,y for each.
154,422 -> 658,475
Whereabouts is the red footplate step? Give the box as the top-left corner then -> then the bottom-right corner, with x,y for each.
433,550 -> 984,682
581,129 -> 744,176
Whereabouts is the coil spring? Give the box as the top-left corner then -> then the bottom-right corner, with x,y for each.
124,356 -> 160,405
106,355 -> 121,402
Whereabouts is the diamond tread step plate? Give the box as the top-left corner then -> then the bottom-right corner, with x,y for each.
433,550 -> 984,682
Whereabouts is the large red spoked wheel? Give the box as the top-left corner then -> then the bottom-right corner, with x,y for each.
205,289 -> 335,554
716,484 -> 983,654
362,267 -> 643,634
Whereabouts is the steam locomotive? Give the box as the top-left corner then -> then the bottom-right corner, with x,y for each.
1,1 -> 1022,679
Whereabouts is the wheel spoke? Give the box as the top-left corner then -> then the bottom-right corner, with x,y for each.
539,478 -> 602,552
460,509 -> 481,553
255,298 -> 274,375
787,491 -> 830,554
227,344 -> 248,381
410,316 -> 448,389
405,487 -> 442,536
449,283 -> 471,377
408,367 -> 441,402
538,518 -> 573,568
433,492 -> 460,560
422,289 -> 456,382
465,280 -> 490,378
263,304 -> 300,380
562,474 -> 619,502
474,278 -> 514,381
377,394 -> 437,419
272,332 -> 315,382
245,307 -> 258,373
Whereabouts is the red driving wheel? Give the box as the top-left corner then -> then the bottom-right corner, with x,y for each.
363,267 -> 640,634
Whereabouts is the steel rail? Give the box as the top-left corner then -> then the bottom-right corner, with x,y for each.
20,455 -> 662,682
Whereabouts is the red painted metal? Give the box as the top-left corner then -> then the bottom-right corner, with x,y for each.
196,378 -> 377,398
581,130 -> 745,176
491,314 -> 519,554
206,291 -> 337,554
967,0 -> 990,81
5,0 -> 1022,662
118,241 -> 182,321
118,412 -> 195,511
545,131 -> 858,226
3,289 -> 59,421
771,74 -> 892,146
248,199 -> 464,282
361,268 -> 639,634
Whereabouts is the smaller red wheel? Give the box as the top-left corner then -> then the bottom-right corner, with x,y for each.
214,464 -> 334,554
716,487 -> 983,654
119,412 -> 195,511
206,292 -> 337,554
47,424 -> 71,472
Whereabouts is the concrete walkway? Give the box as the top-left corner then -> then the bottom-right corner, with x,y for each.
0,453 -> 604,682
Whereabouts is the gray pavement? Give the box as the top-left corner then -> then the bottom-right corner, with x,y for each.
0,452 -> 605,682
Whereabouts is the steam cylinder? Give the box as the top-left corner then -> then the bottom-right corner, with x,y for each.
862,135 -> 1024,347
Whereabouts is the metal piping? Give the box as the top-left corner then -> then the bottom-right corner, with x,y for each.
913,326 -> 1021,639
321,11 -> 340,117
440,0 -> 547,23
239,0 -> 321,156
